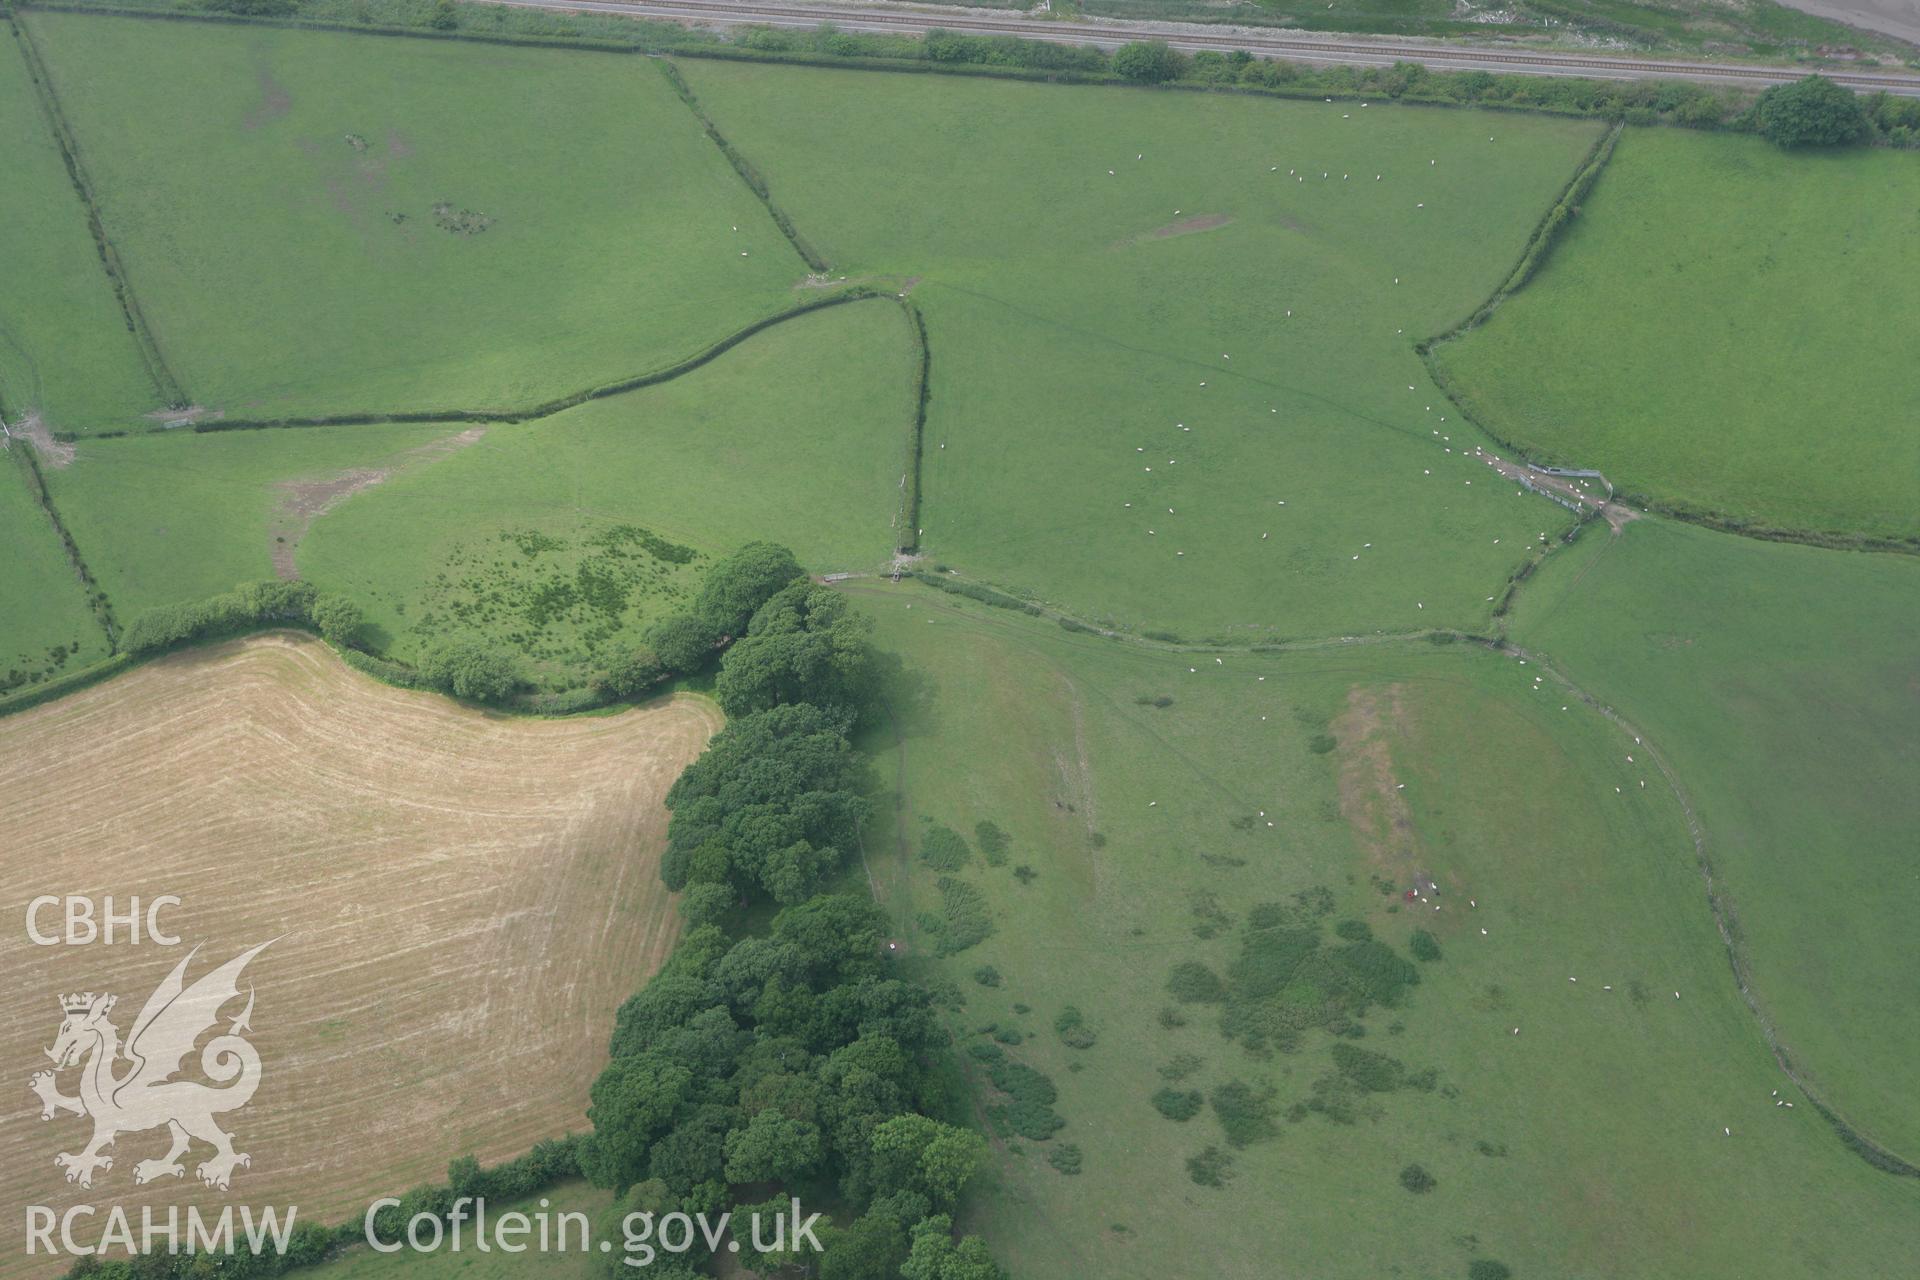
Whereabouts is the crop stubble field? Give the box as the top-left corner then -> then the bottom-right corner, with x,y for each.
0,635 -> 713,1275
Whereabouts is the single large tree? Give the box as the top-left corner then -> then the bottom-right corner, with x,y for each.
1753,75 -> 1869,148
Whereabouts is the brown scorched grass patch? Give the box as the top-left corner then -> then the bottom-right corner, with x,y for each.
0,633 -> 716,1272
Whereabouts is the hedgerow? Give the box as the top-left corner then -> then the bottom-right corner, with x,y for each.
37,0 -> 1920,150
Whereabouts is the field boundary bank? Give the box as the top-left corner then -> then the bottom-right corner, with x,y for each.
6,11 -> 186,409
9,1 -> 1825,142
0,648 -> 136,717
164,290 -> 881,434
1423,120 -> 1622,347
1418,122 -> 1920,558
654,56 -> 829,272
0,619 -> 708,720
1504,639 -> 1920,1179
895,299 -> 931,554
4,440 -> 118,649
853,570 -> 1506,655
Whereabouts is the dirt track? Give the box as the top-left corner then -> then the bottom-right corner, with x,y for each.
0,634 -> 716,1273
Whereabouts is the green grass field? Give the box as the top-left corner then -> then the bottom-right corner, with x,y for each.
300,298 -> 915,680
38,420 -> 459,623
0,454 -> 107,695
1509,516 -> 1920,1162
1437,129 -> 1920,543
682,62 -> 1602,640
852,578 -> 1920,1279
0,32 -> 160,432
20,11 -> 809,425
42,298 -> 915,687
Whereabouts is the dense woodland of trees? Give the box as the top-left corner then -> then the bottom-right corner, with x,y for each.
577,544 -> 1003,1277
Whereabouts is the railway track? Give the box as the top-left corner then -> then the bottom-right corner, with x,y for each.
483,0 -> 1920,95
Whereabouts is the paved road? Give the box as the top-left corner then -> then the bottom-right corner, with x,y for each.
1778,0 -> 1920,48
479,0 -> 1920,95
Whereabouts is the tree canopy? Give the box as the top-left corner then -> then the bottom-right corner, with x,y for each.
660,701 -> 871,904
715,581 -> 874,718
1753,75 -> 1869,148
579,545 -> 999,1276
422,640 -> 519,703
1113,40 -> 1181,84
695,540 -> 808,637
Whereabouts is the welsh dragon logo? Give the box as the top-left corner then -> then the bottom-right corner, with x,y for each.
29,941 -> 273,1191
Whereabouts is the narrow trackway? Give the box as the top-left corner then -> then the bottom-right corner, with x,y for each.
478,0 -> 1920,96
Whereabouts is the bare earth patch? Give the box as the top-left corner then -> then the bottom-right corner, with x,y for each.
241,66 -> 292,131
1472,450 -> 1640,533
7,414 -> 75,469
1332,683 -> 1422,884
144,405 -> 223,427
0,633 -> 716,1274
270,427 -> 485,578
1114,213 -> 1233,249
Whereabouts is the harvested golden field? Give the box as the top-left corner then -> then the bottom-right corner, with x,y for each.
0,634 -> 716,1271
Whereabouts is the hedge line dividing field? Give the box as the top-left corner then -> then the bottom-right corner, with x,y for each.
182,291 -> 885,435
1432,127 -> 1920,550
5,12 -> 183,408
896,300 -> 933,555
5,441 -> 115,646
655,57 -> 829,273
1419,121 -> 1624,347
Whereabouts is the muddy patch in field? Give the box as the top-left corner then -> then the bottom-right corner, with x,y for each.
145,404 -> 222,427
1332,683 -> 1420,881
1115,213 -> 1233,249
269,427 -> 485,578
8,414 -> 74,468
1473,452 -> 1640,533
242,67 -> 292,130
